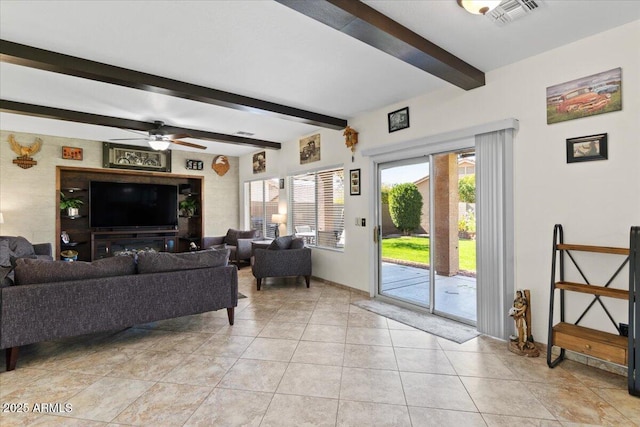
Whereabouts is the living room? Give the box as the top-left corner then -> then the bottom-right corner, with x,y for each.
1,1 -> 639,425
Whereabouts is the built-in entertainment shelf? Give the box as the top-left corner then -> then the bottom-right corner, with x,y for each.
57,166 -> 203,261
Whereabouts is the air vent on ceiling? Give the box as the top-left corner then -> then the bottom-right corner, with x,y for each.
235,131 -> 255,136
487,0 -> 541,25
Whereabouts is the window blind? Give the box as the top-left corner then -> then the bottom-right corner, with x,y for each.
248,179 -> 279,238
290,168 -> 344,249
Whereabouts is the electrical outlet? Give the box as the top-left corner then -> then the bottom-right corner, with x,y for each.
361,218 -> 366,227
620,323 -> 628,337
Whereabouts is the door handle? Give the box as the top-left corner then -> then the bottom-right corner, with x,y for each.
373,226 -> 379,244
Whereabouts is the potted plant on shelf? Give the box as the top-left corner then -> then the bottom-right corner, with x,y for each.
60,192 -> 84,217
179,196 -> 199,217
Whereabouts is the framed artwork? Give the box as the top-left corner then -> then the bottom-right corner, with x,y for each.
279,178 -> 285,189
102,142 -> 171,172
299,134 -> 321,164
186,159 -> 203,170
253,151 -> 266,174
388,107 -> 409,132
566,133 -> 608,163
62,146 -> 83,160
350,169 -> 361,196
546,67 -> 622,124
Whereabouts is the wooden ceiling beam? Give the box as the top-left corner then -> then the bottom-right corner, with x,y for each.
0,100 -> 282,150
0,39 -> 347,130
275,0 -> 485,90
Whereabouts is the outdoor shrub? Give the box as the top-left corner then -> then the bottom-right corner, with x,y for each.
388,183 -> 422,235
458,174 -> 475,203
458,211 -> 476,233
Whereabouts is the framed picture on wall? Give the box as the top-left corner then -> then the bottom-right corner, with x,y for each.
103,142 -> 171,172
253,151 -> 266,174
566,133 -> 608,163
388,107 -> 410,132
62,146 -> 83,160
299,134 -> 321,164
350,169 -> 361,196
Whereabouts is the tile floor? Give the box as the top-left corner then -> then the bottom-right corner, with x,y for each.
1,268 -> 638,426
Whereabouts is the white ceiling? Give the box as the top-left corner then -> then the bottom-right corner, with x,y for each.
1,0 -> 639,157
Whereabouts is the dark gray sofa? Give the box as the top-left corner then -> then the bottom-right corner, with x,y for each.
0,249 -> 238,371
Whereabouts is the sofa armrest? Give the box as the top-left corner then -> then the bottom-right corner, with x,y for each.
203,236 -> 225,248
33,243 -> 52,257
235,238 -> 256,260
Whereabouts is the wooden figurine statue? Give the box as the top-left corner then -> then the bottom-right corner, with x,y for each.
508,289 -> 540,357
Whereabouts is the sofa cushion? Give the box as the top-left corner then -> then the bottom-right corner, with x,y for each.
5,236 -> 36,258
225,229 -> 239,247
14,256 -> 136,286
0,239 -> 10,267
0,266 -> 14,287
289,238 -> 305,250
137,249 -> 230,274
268,235 -> 293,250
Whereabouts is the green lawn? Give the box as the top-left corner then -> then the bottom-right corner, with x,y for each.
381,236 -> 476,272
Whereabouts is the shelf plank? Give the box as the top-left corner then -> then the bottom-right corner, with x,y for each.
556,244 -> 629,255
555,281 -> 628,299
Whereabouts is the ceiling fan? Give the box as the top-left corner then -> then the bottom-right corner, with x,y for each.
110,121 -> 207,151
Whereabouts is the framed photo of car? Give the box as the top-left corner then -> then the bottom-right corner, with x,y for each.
566,133 -> 608,163
546,68 -> 621,125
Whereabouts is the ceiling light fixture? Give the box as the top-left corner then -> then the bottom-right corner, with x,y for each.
148,138 -> 171,151
457,0 -> 501,15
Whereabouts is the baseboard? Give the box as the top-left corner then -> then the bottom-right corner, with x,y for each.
311,276 -> 369,296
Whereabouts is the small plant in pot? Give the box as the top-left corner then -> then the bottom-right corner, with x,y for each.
179,196 -> 199,217
60,192 -> 84,217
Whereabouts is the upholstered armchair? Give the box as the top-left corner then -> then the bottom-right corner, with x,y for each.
203,229 -> 260,268
251,235 -> 311,290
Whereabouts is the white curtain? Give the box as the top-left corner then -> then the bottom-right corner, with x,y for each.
476,128 -> 515,340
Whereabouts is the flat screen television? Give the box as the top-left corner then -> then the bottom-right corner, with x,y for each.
90,181 -> 178,229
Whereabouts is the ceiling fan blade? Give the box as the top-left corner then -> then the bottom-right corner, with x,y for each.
109,138 -> 149,141
169,133 -> 190,140
171,140 -> 207,150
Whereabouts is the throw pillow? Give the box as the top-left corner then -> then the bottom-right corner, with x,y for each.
8,236 -> 36,258
225,229 -> 239,247
0,265 -> 14,287
0,239 -> 10,267
268,235 -> 293,250
289,238 -> 305,249
137,248 -> 230,274
14,256 -> 136,286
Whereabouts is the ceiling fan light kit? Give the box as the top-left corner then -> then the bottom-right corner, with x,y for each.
457,0 -> 502,15
148,138 -> 171,151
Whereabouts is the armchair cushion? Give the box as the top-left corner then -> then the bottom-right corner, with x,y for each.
289,238 -> 305,250
268,235 -> 293,250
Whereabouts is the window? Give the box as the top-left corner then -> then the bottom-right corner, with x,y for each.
247,179 -> 279,238
290,168 -> 344,249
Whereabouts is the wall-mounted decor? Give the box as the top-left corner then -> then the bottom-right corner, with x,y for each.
344,125 -> 359,162
350,168 -> 361,196
566,133 -> 608,163
9,134 -> 42,169
547,67 -> 622,125
103,142 -> 171,172
186,159 -> 204,170
212,155 -> 230,176
388,107 -> 409,132
253,151 -> 266,174
62,146 -> 83,160
279,178 -> 285,190
299,134 -> 321,164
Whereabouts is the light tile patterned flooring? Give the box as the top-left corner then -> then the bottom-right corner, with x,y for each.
1,268 -> 638,426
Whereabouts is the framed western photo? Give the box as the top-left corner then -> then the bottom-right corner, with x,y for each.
546,67 -> 622,125
103,142 -> 171,172
299,134 -> 321,164
253,151 -> 266,174
388,107 -> 409,132
566,133 -> 608,163
62,146 -> 83,160
350,168 -> 361,196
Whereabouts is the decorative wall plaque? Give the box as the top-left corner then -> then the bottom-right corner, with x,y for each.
212,155 -> 230,176
186,159 -> 204,170
9,134 -> 42,169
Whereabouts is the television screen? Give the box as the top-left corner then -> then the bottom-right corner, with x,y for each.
90,181 -> 178,229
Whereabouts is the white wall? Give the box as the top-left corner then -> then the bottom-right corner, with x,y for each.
0,130 -> 240,242
239,21 -> 640,343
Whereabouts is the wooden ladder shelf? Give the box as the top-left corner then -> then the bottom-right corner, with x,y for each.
547,224 -> 639,397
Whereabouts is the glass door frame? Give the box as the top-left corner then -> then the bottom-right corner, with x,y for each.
374,150 -> 477,326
